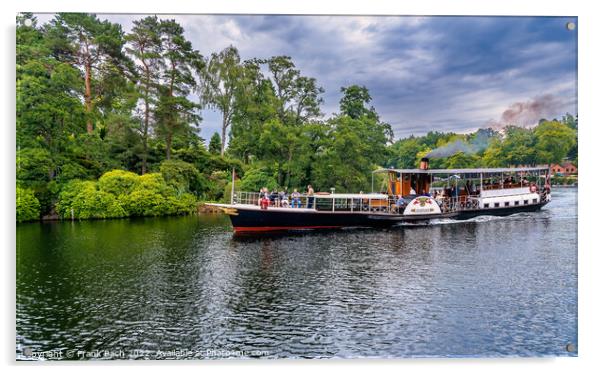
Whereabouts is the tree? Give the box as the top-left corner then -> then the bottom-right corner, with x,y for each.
562,114 -> 578,162
17,187 -> 41,222
46,13 -> 132,133
126,16 -> 163,173
388,137 -> 423,168
229,60 -> 279,163
534,120 -> 576,165
266,56 -> 299,121
444,152 -> 479,169
17,14 -> 86,153
313,115 -> 389,192
240,168 -> 278,192
159,159 -> 208,197
155,19 -> 202,159
208,132 -> 222,155
339,85 -> 376,120
17,13 -> 47,66
264,56 -> 324,125
200,46 -> 242,155
257,119 -> 300,186
290,76 -> 324,125
500,126 -> 538,166
339,85 -> 392,142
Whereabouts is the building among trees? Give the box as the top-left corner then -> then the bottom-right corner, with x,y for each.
550,161 -> 578,175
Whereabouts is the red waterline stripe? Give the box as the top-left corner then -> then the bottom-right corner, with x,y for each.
233,225 -> 342,232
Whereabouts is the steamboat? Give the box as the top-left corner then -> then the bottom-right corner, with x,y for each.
208,158 -> 551,233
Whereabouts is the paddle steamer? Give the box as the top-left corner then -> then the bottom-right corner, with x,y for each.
208,158 -> 551,233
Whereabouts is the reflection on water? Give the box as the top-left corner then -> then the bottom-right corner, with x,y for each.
16,189 -> 577,359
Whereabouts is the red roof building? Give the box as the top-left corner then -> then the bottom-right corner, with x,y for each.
550,162 -> 577,175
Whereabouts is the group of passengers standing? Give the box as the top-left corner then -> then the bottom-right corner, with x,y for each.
258,185 -> 315,209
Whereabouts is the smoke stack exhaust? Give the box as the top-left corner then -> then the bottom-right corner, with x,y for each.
419,157 -> 430,170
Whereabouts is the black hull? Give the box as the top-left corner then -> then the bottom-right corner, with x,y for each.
229,209 -> 398,232
226,201 -> 548,233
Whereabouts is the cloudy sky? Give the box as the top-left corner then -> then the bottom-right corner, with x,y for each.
34,14 -> 578,141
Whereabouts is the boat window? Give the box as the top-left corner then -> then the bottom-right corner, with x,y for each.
494,202 -> 500,208
524,200 -> 529,204
335,198 -> 351,211
504,202 -> 510,207
532,198 -> 537,203
315,198 -> 334,211
514,201 -> 519,206
484,203 -> 489,208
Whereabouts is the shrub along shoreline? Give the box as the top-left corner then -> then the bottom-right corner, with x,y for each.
17,168 -> 200,223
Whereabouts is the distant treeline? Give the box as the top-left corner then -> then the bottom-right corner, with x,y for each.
16,13 -> 577,222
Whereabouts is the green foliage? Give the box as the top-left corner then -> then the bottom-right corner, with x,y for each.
47,13 -> 133,133
223,179 -> 242,204
125,16 -> 163,173
154,19 -> 202,159
229,61 -> 280,163
390,119 -> 577,170
201,46 -> 242,155
387,137 -> 423,168
56,180 -> 127,219
240,168 -> 278,192
159,159 -> 208,196
56,170 -> 197,219
16,147 -> 54,187
208,132 -> 222,155
16,187 -> 41,222
443,152 -> 480,168
313,114 -> 389,192
534,120 -> 576,165
16,13 -> 578,222
98,170 -> 140,196
339,85 -> 376,120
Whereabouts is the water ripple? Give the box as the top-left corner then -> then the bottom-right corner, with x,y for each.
16,189 -> 577,359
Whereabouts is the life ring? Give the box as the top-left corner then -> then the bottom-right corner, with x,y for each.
530,185 -> 537,193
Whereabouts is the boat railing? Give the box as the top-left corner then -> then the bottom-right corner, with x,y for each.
233,191 -> 315,208
436,196 -> 479,213
233,191 -> 485,214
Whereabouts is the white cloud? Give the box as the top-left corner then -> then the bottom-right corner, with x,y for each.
28,14 -> 577,141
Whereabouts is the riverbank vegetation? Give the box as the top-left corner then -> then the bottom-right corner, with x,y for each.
16,13 -> 578,222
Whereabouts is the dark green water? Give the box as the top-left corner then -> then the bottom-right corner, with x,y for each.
16,188 -> 577,359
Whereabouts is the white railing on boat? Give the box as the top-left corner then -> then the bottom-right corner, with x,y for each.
232,191 -> 484,214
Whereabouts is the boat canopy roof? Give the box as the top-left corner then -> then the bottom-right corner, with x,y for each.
373,166 -> 549,175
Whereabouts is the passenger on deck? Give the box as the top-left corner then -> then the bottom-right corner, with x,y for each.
258,187 -> 268,205
269,189 -> 278,206
394,195 -> 405,213
410,187 -> 417,195
307,185 -> 315,208
279,190 -> 289,208
466,180 -> 474,195
291,189 -> 301,208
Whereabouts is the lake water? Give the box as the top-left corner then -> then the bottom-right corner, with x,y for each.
16,188 -> 578,359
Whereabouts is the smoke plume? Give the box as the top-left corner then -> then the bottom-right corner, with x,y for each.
427,94 -> 563,158
426,129 -> 493,158
491,94 -> 563,128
